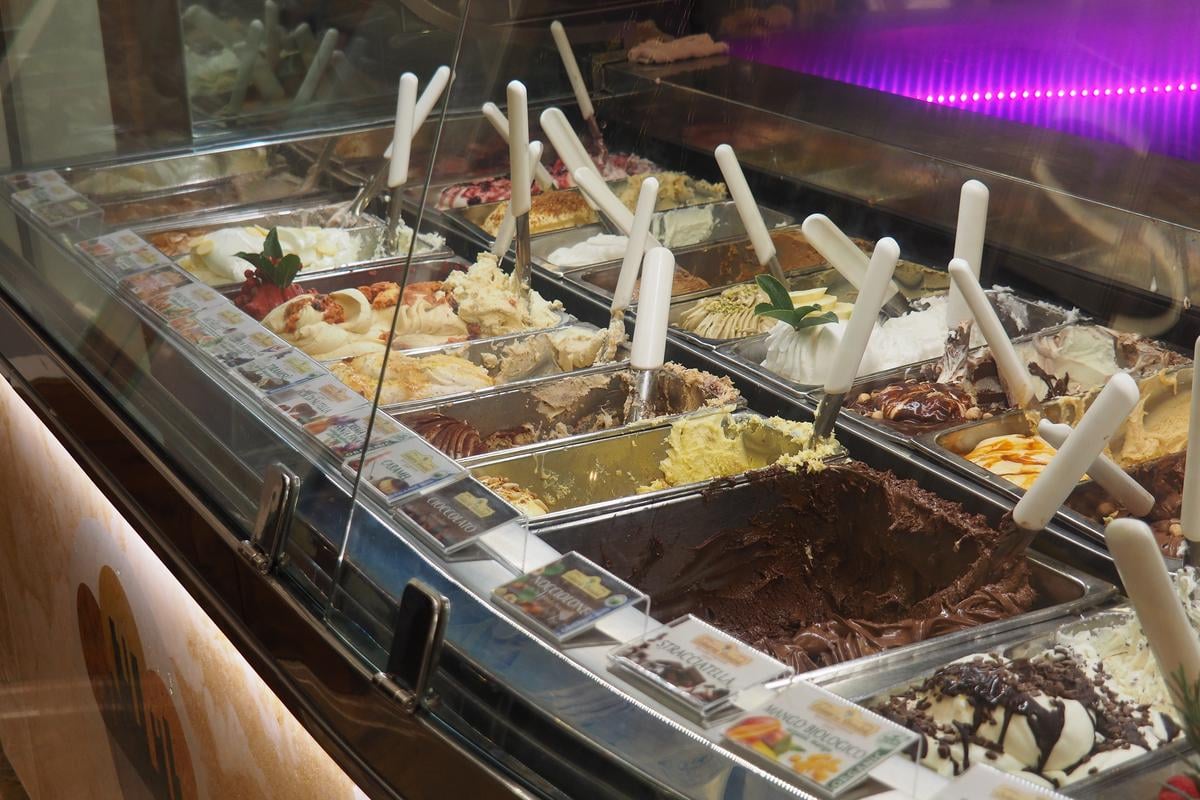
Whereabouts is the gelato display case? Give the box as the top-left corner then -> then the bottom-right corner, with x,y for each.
5,2 -> 1200,799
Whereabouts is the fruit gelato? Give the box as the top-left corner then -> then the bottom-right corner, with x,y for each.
873,651 -> 1180,789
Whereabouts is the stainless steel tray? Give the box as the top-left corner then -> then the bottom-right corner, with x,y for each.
715,293 -> 1076,416
134,201 -> 451,288
469,409 -> 845,526
666,259 -> 956,350
372,329 -> 622,413
535,474 -> 1116,674
450,195 -> 791,252
392,361 -> 741,461
914,365 -> 1193,554
810,604 -> 1182,797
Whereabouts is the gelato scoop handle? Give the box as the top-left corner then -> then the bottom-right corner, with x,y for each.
714,144 -> 786,283
1038,420 -> 1154,517
801,214 -> 908,317
1182,337 -> 1200,563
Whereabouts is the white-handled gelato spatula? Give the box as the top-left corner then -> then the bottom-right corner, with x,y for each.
1038,420 -> 1154,517
1183,340 -> 1200,566
482,101 -> 555,190
573,167 -> 664,249
291,28 -> 338,109
947,259 -> 1035,409
940,180 -> 990,381
811,237 -> 900,440
263,0 -> 281,67
1014,372 -> 1140,532
801,214 -> 910,318
540,107 -> 595,180
384,72 -> 418,252
628,247 -> 676,422
715,144 -> 786,283
550,20 -> 606,158
507,81 -> 534,300
491,142 -> 543,258
226,20 -> 265,115
1107,518 -> 1200,711
603,176 -> 659,362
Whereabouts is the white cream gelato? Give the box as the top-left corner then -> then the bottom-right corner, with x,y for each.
442,253 -> 563,336
180,225 -> 363,284
261,289 -> 386,360
546,234 -> 630,269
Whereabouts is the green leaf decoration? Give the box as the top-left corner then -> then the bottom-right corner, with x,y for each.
233,227 -> 303,288
264,227 -> 283,261
755,273 -> 793,311
757,308 -> 806,325
754,294 -> 840,331
793,311 -> 839,330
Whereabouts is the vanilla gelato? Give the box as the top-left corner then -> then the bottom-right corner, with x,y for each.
177,225 -> 364,285
331,352 -> 493,406
442,253 -> 563,336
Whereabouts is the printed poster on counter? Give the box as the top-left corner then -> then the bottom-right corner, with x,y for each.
723,680 -> 917,797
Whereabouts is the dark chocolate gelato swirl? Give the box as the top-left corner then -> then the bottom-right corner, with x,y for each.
405,412 -> 486,459
1067,450 -> 1185,557
607,462 -> 1036,673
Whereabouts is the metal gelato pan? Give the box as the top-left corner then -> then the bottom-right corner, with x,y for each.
810,606 -> 1182,798
535,467 -> 1115,676
716,293 -> 1077,410
134,201 -> 451,288
391,361 -> 742,461
914,364 -> 1193,553
364,328 -> 623,412
468,409 -> 845,526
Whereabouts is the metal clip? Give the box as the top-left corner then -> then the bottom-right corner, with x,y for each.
375,580 -> 449,714
238,463 -> 299,574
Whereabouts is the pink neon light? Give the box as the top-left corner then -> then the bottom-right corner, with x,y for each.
922,79 -> 1200,104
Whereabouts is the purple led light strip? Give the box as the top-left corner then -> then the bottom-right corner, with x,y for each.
926,82 -> 1200,104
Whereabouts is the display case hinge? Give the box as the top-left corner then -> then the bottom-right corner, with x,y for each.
239,463 -> 299,575
373,580 -> 449,715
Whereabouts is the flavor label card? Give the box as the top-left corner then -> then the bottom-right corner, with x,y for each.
303,408 -> 408,459
6,170 -> 66,191
932,765 -> 1066,799
11,181 -> 100,226
270,374 -> 367,427
76,230 -> 176,277
170,305 -> 262,349
144,282 -> 227,321
492,552 -> 643,642
233,351 -> 325,394
195,326 -> 290,367
610,615 -> 793,724
396,477 -> 524,554
120,265 -> 192,301
723,681 -> 917,797
345,438 -> 461,504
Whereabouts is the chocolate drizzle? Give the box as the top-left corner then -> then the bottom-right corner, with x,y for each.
405,412 -> 486,459
873,651 -> 1179,787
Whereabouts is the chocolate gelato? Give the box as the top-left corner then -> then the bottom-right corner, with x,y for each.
1067,451 -> 1187,557
589,462 -> 1035,672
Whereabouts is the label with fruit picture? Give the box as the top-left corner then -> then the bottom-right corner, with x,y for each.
492,552 -> 643,642
76,230 -> 176,277
609,615 -> 793,724
396,477 -> 525,554
931,764 -> 1064,799
344,437 -> 462,504
723,681 -> 917,796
